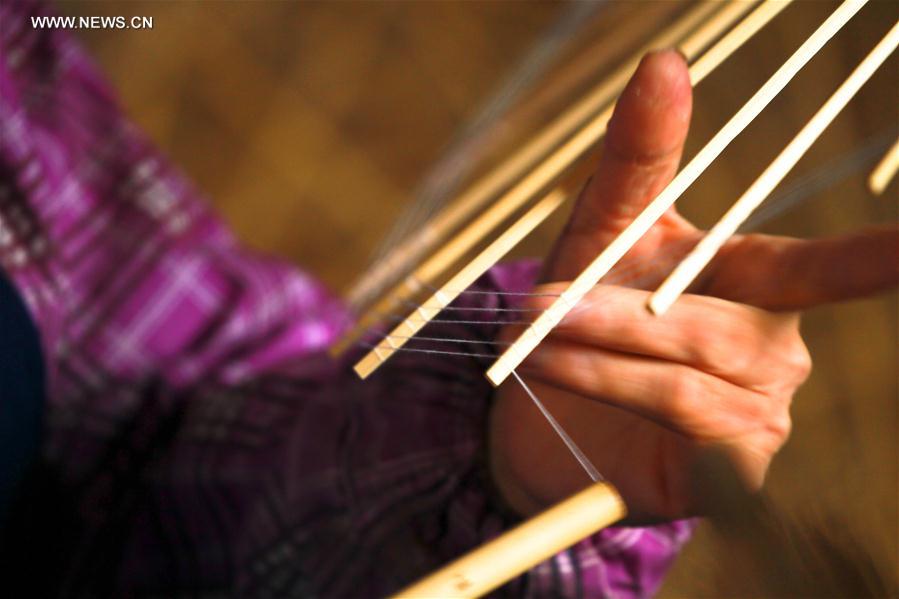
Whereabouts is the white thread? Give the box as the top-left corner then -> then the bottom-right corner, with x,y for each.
511,370 -> 603,483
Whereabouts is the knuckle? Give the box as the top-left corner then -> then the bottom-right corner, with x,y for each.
582,294 -> 609,330
720,338 -> 755,376
664,366 -> 701,420
688,306 -> 755,375
770,410 -> 793,445
685,323 -> 721,366
783,335 -> 812,381
754,398 -> 792,453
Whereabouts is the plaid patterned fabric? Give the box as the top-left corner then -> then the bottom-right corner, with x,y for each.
0,1 -> 691,596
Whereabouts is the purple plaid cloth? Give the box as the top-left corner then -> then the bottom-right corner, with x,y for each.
0,1 -> 691,596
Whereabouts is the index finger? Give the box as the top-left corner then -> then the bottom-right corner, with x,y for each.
544,49 -> 694,282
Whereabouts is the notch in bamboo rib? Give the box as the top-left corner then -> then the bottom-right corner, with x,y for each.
650,20 -> 899,317
333,1 -> 777,358
342,1 -> 746,316
354,190 -> 566,380
868,137 -> 899,195
487,0 -> 867,387
391,481 -> 625,599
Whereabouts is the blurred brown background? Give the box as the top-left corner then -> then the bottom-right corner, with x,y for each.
60,0 -> 897,595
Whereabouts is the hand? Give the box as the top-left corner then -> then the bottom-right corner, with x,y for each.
489,50 -> 899,522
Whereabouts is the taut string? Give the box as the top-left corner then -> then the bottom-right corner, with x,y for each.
512,370 -> 604,483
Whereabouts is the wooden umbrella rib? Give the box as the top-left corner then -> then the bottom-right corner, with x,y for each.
868,136 -> 899,195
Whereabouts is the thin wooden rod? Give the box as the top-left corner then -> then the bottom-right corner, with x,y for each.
868,136 -> 899,195
650,20 -> 899,316
487,0 -> 866,387
344,1 -> 743,314
391,481 -> 625,599
334,1 -> 777,357
679,0 -> 757,59
354,190 -> 566,379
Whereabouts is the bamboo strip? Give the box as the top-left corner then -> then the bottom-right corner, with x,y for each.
650,20 -> 899,316
867,136 -> 899,195
391,481 -> 626,599
487,0 -> 866,387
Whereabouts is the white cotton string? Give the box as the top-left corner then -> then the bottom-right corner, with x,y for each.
360,342 -> 496,360
421,285 -> 564,298
399,300 -> 546,313
400,300 -> 543,312
511,370 -> 603,483
742,129 -> 895,229
383,314 -> 536,326
386,334 -> 513,346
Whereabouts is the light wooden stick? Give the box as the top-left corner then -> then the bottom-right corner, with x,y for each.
650,20 -> 899,316
678,0 -> 758,59
335,0 -> 784,357
487,0 -> 866,387
391,481 -> 626,599
868,136 -> 899,195
343,1 -> 745,315
354,190 -> 566,379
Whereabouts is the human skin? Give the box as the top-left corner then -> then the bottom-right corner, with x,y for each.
489,50 -> 899,522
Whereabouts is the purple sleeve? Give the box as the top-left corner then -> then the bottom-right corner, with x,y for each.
0,2 -> 690,596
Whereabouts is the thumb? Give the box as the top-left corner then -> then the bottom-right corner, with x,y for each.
702,225 -> 899,310
544,49 -> 693,282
